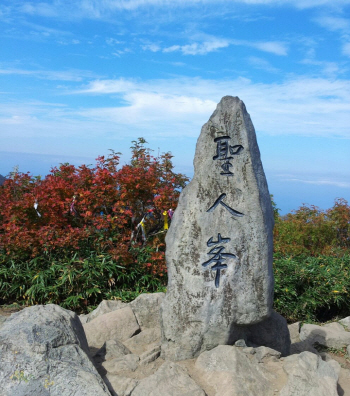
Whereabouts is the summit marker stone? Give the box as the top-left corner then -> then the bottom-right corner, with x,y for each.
161,96 -> 275,361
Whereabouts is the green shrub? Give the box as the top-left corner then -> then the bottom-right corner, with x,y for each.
0,249 -> 166,312
273,254 -> 350,322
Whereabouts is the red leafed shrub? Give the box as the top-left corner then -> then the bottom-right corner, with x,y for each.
0,138 -> 188,275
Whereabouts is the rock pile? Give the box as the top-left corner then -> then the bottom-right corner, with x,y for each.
1,295 -> 350,396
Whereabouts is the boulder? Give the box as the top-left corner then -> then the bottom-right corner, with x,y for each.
103,374 -> 138,396
130,293 -> 164,330
194,345 -> 274,396
339,316 -> 350,330
130,360 -> 206,396
102,354 -> 140,374
254,346 -> 281,363
280,351 -> 339,396
84,306 -> 140,349
80,299 -> 126,324
93,339 -> 132,365
161,96 -> 276,361
0,304 -> 111,396
139,345 -> 161,365
0,314 -> 7,329
123,327 -> 161,355
300,323 -> 350,349
288,322 -> 301,344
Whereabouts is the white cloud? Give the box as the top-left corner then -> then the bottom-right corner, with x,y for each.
142,43 -> 161,52
281,177 -> 350,188
163,39 -> 230,55
147,37 -> 288,56
342,42 -> 350,56
248,56 -> 280,73
314,15 -> 350,32
2,74 -> 350,145
71,75 -> 350,139
231,39 -> 288,55
0,68 -> 99,82
12,1 -> 350,21
251,41 -> 288,56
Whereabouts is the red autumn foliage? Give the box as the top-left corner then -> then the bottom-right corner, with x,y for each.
0,139 -> 188,274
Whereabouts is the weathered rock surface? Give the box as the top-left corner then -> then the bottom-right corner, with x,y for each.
80,300 -> 126,324
339,316 -> 350,330
131,360 -> 206,396
280,351 -> 339,396
300,322 -> 350,349
0,314 -> 6,329
195,345 -> 274,396
93,339 -> 132,365
123,326 -> 161,355
130,293 -> 164,330
84,306 -> 140,349
0,304 -> 111,396
102,354 -> 140,374
103,373 -> 138,396
288,322 -> 301,344
161,96 -> 276,360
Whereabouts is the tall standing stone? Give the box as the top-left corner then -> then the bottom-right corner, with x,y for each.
161,96 -> 275,361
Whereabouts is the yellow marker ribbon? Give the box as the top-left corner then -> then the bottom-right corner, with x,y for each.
163,211 -> 168,230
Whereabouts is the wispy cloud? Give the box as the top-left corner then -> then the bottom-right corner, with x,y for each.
232,39 -> 288,55
314,15 -> 350,32
12,0 -> 350,19
343,42 -> 350,56
281,177 -> 350,188
145,37 -> 288,56
69,75 -> 350,139
163,38 -> 230,55
0,68 -> 99,81
248,56 -> 280,73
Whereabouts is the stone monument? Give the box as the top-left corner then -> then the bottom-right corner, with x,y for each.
161,96 -> 289,361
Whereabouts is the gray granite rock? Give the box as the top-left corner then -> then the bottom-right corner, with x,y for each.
93,339 -> 132,366
80,300 -> 126,324
280,351 -> 339,396
254,346 -> 281,363
300,323 -> 350,349
130,361 -> 206,396
84,306 -> 140,349
161,96 -> 275,360
0,304 -> 111,396
102,354 -> 140,374
339,316 -> 350,330
103,374 -> 138,396
0,314 -> 7,329
288,322 -> 301,344
130,293 -> 164,330
195,345 -> 274,396
123,327 -> 161,355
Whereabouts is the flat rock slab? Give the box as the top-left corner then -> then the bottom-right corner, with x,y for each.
130,361 -> 206,396
84,306 -> 140,349
195,345 -> 274,396
161,96 -> 274,360
80,300 -> 126,324
280,352 -> 339,396
0,304 -> 111,396
130,293 -> 164,330
300,323 -> 350,349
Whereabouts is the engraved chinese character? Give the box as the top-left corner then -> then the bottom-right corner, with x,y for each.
213,136 -> 244,176
202,233 -> 236,287
207,193 -> 244,217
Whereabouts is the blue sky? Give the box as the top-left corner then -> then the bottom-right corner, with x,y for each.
1,0 -> 350,214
